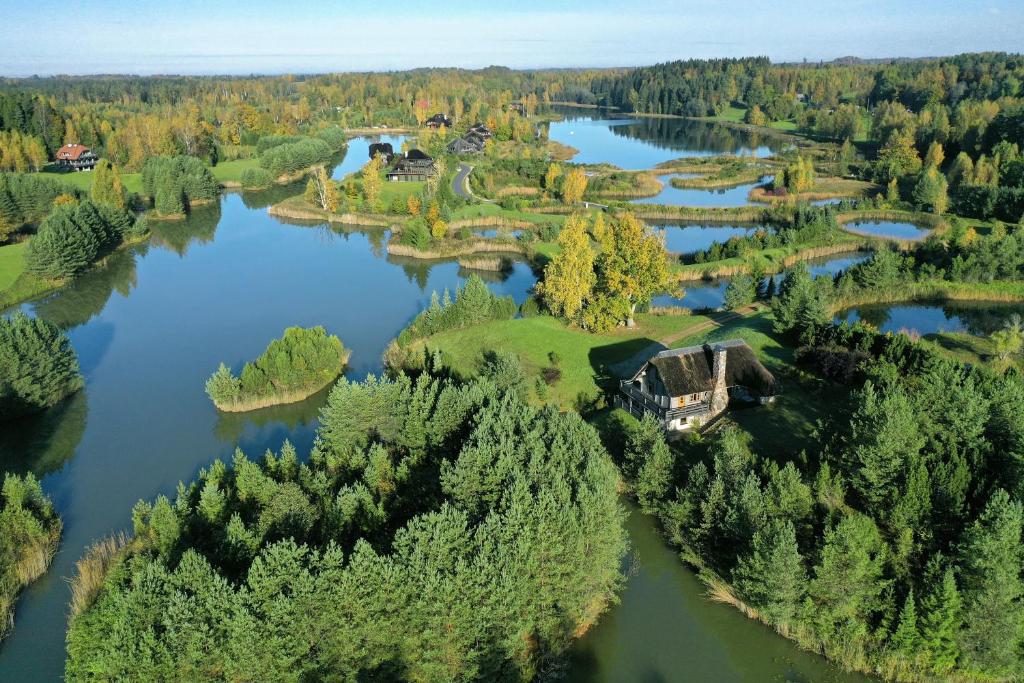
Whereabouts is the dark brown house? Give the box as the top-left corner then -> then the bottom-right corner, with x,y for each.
618,339 -> 779,430
55,143 -> 98,171
386,149 -> 436,182
425,113 -> 453,129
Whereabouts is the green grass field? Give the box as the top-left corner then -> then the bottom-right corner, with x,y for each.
412,313 -> 715,407
0,241 -> 28,291
38,169 -> 144,195
210,158 -> 260,184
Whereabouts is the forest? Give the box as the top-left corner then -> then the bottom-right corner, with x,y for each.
65,373 -> 626,680
619,307 -> 1024,680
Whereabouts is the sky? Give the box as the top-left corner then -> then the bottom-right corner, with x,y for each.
0,0 -> 1021,76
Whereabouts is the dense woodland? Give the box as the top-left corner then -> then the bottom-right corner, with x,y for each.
620,308 -> 1024,680
66,373 -> 626,680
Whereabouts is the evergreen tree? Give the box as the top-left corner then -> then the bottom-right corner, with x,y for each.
90,159 -> 126,210
919,560 -> 963,674
732,519 -> 806,625
957,490 -> 1024,676
0,312 -> 83,419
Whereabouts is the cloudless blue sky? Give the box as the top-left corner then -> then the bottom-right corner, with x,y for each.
0,0 -> 1020,76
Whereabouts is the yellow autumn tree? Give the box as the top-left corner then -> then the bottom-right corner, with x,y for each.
305,166 -> 340,212
406,194 -> 421,216
595,213 -> 670,327
544,163 -> 562,193
561,167 -> 588,205
91,159 -> 127,210
361,155 -> 384,212
537,214 -> 595,320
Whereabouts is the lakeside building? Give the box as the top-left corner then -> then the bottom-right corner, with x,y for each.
617,339 -> 779,431
386,149 -> 436,182
425,113 -> 453,129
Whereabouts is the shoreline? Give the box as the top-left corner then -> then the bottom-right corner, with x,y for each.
211,351 -> 351,413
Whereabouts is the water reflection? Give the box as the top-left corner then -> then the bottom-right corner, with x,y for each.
547,107 -> 788,169
332,134 -> 409,181
634,174 -> 772,208
836,302 -> 1024,337
0,392 -> 87,479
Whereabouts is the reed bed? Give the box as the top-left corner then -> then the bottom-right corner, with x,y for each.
69,532 -> 130,619
387,239 -> 526,260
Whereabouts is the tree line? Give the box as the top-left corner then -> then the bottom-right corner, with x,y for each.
621,310 -> 1024,680
65,372 -> 627,680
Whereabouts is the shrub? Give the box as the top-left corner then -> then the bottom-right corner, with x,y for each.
0,472 -> 61,641
240,168 -> 274,189
259,138 -> 333,178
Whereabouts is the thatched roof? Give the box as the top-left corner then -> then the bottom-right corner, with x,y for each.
634,339 -> 779,397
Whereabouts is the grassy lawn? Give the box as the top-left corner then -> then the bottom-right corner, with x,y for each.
0,241 -> 28,291
210,158 -> 260,184
924,331 -> 1023,373
38,169 -> 144,195
673,311 -> 852,458
412,313 -> 713,408
449,202 -> 565,226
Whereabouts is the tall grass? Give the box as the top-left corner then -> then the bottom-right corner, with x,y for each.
69,532 -> 130,619
386,239 -> 526,260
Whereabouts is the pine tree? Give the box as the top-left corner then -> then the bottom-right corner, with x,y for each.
733,519 -> 805,625
890,590 -> 921,658
919,560 -> 962,674
957,490 -> 1024,675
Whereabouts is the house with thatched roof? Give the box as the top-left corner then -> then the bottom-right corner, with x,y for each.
618,339 -> 779,431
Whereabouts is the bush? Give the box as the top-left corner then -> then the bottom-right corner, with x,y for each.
0,312 -> 83,420
314,127 -> 347,150
399,217 -> 431,250
1,472 -> 61,641
259,138 -> 333,178
24,200 -> 133,279
205,326 -> 348,411
240,168 -> 274,189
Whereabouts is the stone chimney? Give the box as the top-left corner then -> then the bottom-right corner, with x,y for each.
709,344 -> 729,416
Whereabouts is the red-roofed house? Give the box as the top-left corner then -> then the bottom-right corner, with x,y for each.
55,143 -> 98,171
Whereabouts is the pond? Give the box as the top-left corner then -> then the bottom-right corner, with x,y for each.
472,228 -> 523,238
331,133 -> 409,181
565,502 -> 872,683
651,222 -> 762,255
842,219 -> 931,241
547,107 -> 789,169
835,301 -> 1024,337
632,173 -> 772,207
655,252 -> 872,311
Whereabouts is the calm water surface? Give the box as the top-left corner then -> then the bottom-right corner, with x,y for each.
633,173 -> 772,207
652,222 -> 762,255
656,252 -> 871,311
843,220 -> 931,241
0,184 -> 531,680
836,302 -> 1024,336
548,108 -> 788,169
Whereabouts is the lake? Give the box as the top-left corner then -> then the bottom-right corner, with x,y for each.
835,301 -> 1024,336
842,219 -> 931,241
0,186 -> 532,680
547,107 -> 789,169
633,173 -> 772,207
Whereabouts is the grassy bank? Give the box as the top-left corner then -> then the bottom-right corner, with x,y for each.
672,237 -> 869,281
38,169 -> 144,195
829,279 -> 1024,313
